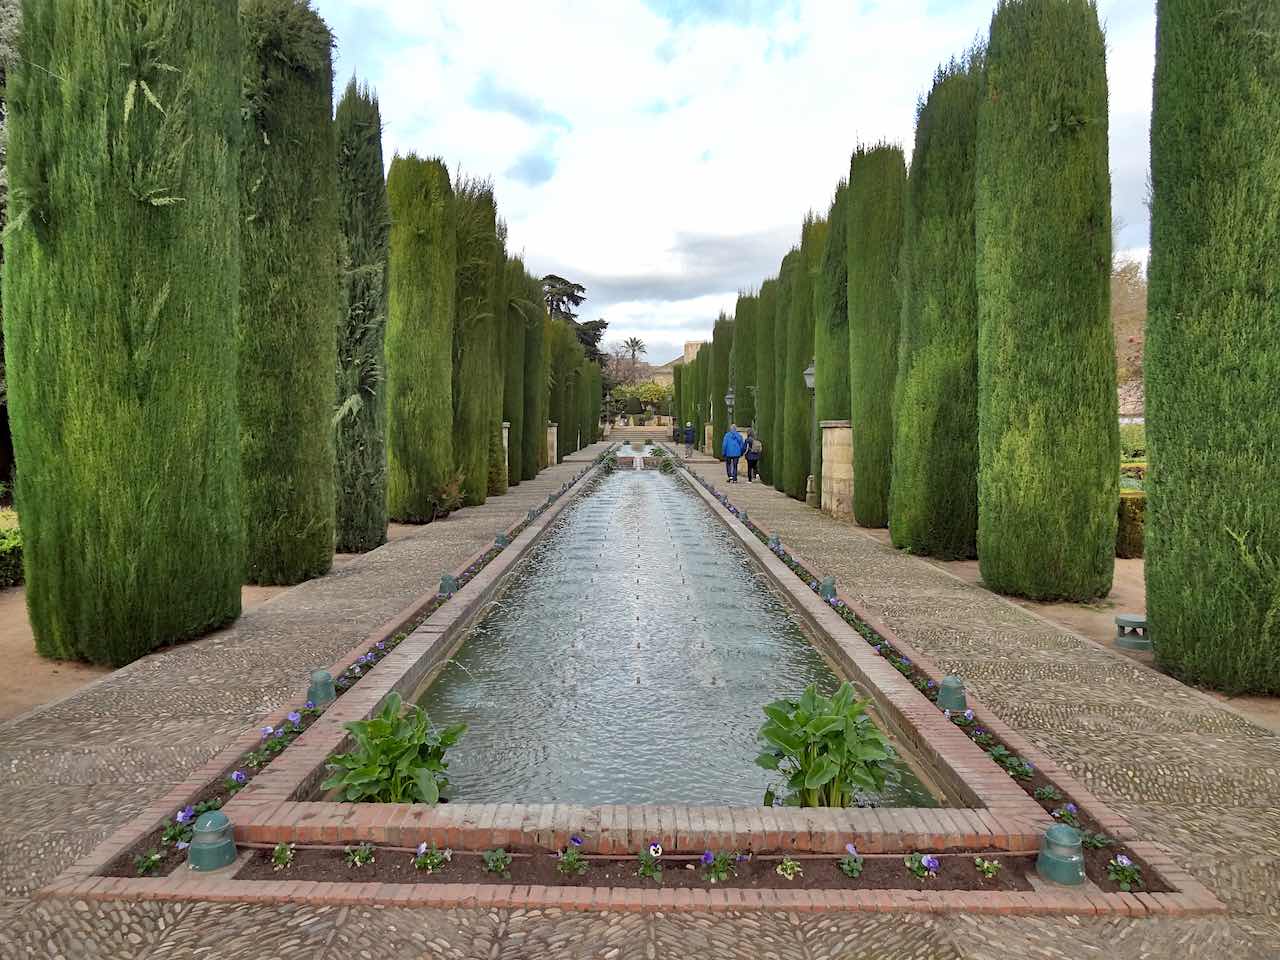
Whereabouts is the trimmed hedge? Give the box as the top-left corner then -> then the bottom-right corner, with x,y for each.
783,217 -> 826,501
773,250 -> 800,493
816,182 -> 850,425
5,0 -> 243,662
848,144 -> 905,528
452,179 -> 497,503
1117,492 -> 1145,560
502,258 -> 528,486
711,313 -> 734,454
334,78 -> 390,552
520,271 -> 547,479
754,278 -> 779,484
890,58 -> 982,559
976,0 -> 1117,601
1146,0 -> 1280,692
240,0 -> 339,585
485,232 -> 508,498
385,155 -> 455,522
730,295 -> 757,430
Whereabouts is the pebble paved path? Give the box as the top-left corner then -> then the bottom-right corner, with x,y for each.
1,446 -> 1276,958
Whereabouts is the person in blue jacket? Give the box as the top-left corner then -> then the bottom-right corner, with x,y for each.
721,423 -> 745,482
683,421 -> 695,458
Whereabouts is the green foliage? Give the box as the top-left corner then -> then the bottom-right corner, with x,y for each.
1118,422 -> 1145,461
520,271 -> 548,479
986,745 -> 1033,780
485,229 -> 508,498
730,294 -> 757,429
974,856 -> 1001,879
701,850 -> 738,884
838,849 -> 864,879
775,856 -> 803,880
773,252 -> 800,493
816,182 -> 850,425
272,842 -> 295,871
239,0 -> 338,584
711,313 -> 734,451
386,155 -> 456,522
4,0 -> 243,662
848,144 -> 905,528
1145,0 -> 1280,693
672,363 -> 684,433
1117,491 -> 1145,559
547,319 -> 586,460
891,58 -> 982,559
452,178 -> 497,504
482,848 -> 513,879
556,844 -> 589,876
754,279 -> 779,484
613,381 -> 671,407
322,692 -> 465,804
502,258 -> 528,486
1107,855 -> 1143,892
0,525 -> 20,587
413,843 -> 452,873
636,844 -> 663,883
334,78 -> 389,552
976,0 -> 1117,600
783,218 -> 825,500
755,682 -> 897,808
344,843 -> 375,867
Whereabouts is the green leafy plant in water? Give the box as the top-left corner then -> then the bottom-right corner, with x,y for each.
483,848 -> 513,879
775,856 -> 803,880
272,842 -> 295,871
755,682 -> 898,807
974,856 -> 1001,880
322,692 -> 465,803
344,843 -> 376,867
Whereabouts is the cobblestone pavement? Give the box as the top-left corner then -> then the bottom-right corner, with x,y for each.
3,450 -> 1277,958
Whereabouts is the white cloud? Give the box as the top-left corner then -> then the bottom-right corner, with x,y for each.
316,0 -> 1155,353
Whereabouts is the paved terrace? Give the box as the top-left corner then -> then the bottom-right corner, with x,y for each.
0,444 -> 1274,958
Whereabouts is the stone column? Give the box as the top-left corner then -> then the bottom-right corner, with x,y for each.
501,421 -> 510,476
547,422 -> 558,466
704,423 -> 713,457
820,420 -> 853,521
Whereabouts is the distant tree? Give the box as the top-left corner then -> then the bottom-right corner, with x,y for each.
541,274 -> 607,364
624,336 -> 647,378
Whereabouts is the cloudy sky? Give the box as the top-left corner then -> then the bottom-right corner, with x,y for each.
313,0 -> 1155,367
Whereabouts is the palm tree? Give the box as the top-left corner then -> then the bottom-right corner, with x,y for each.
623,336 -> 646,379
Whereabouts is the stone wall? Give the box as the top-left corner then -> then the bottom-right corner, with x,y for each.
821,420 -> 853,521
546,422 -> 558,466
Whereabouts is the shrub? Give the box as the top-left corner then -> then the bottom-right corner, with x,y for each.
782,216 -> 826,501
502,257 -> 528,486
773,250 -> 800,493
240,0 -> 339,585
519,271 -> 548,479
0,526 -> 21,588
754,279 -> 779,484
730,295 -> 757,430
334,78 -> 390,552
386,155 -> 456,522
975,0 -> 1117,600
711,313 -> 734,454
1146,0 -> 1280,693
891,57 -> 982,559
816,182 -> 850,426
452,178 -> 498,503
5,0 -> 243,662
1119,422 -> 1146,461
848,144 -> 906,528
486,233 -> 509,497
322,692 -> 465,803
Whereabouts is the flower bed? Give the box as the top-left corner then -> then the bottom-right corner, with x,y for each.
687,470 -> 1171,896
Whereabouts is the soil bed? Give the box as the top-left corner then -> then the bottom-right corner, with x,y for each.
237,847 -> 1036,892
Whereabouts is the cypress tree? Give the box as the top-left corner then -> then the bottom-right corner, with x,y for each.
520,271 -> 547,479
5,0 -> 243,663
976,0 -> 1116,600
730,295 -> 757,431
783,218 -> 826,501
755,279 -> 779,484
1146,0 -> 1280,692
502,257 -> 527,486
672,363 -> 684,437
452,178 -> 497,504
486,228 -> 508,497
711,313 -> 734,452
240,0 -> 338,585
891,57 -> 982,559
847,144 -> 905,528
773,251 -> 799,493
816,182 -> 850,426
385,155 -> 455,522
334,78 -> 389,552
693,345 -> 709,450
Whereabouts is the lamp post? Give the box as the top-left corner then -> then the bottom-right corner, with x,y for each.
725,386 -> 735,425
745,385 -> 759,433
803,360 -> 818,507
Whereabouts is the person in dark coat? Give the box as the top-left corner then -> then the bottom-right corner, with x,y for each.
683,422 -> 695,458
744,428 -> 763,482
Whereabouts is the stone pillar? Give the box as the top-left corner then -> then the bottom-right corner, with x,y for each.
821,420 -> 853,521
704,423 -> 714,457
547,422 -> 558,466
501,421 -> 510,476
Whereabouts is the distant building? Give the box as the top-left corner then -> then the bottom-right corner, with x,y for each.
650,357 -> 679,387
682,341 -> 706,365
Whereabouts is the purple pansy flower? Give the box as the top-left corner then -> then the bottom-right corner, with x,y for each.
305,700 -> 315,710
926,680 -> 936,689
963,709 -> 974,721
416,841 -> 428,857
648,842 -> 663,858
569,835 -> 584,847
1065,803 -> 1078,814
274,727 -> 286,738
176,841 -> 190,851
175,805 -> 195,825
943,709 -> 952,720
231,770 -> 247,784
845,842 -> 858,858
287,711 -> 301,726
922,855 -> 940,872
1116,854 -> 1132,867
261,726 -> 274,739
701,850 -> 715,865
377,641 -> 386,650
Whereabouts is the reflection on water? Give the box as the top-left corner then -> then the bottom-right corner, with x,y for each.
416,470 -> 936,807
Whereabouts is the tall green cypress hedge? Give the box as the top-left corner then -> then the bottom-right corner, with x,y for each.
816,183 -> 850,427
890,58 -> 982,559
485,230 -> 508,497
4,0 -> 243,664
240,0 -> 338,584
773,251 -> 799,493
520,273 -> 547,479
672,363 -> 684,435
730,294 -> 757,431
711,313 -> 734,453
783,218 -> 825,501
976,0 -> 1116,600
385,155 -> 455,522
754,279 -> 779,483
452,178 -> 497,504
1146,0 -> 1280,692
502,257 -> 527,486
847,144 -> 905,528
334,78 -> 389,552
694,344 -> 710,449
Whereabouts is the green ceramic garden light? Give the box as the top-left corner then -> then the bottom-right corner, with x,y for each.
187,810 -> 236,872
936,675 -> 967,711
1036,824 -> 1085,885
1114,614 -> 1150,651
439,573 -> 459,595
307,669 -> 336,708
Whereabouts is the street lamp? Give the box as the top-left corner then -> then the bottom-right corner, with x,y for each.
724,386 -> 735,423
803,361 -> 818,507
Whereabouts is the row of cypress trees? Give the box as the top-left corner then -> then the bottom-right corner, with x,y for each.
3,0 -> 572,666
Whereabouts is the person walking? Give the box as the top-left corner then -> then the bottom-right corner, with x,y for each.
722,423 -> 745,483
683,421 -> 695,458
745,429 -> 763,482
